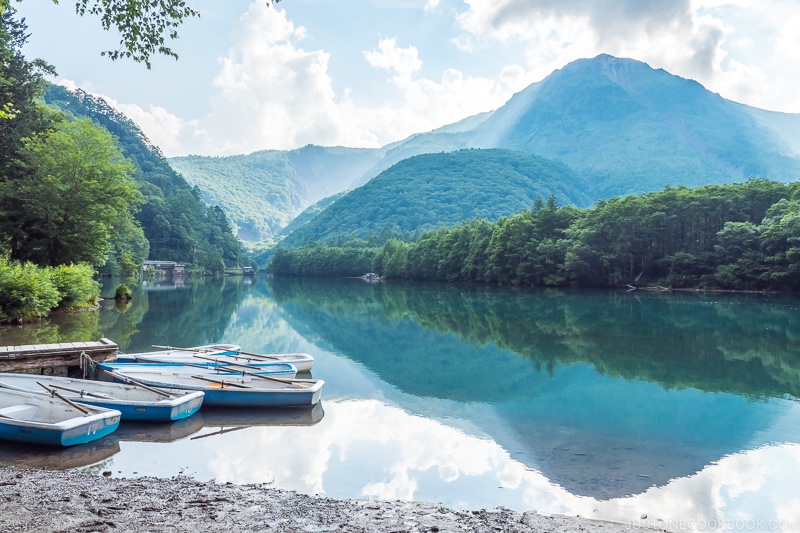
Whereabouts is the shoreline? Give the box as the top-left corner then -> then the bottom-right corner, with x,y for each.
0,466 -> 649,532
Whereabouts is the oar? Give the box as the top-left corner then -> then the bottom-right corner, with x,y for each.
189,375 -> 251,389
231,350 -> 284,361
36,382 -> 93,416
45,383 -> 114,400
192,355 -> 290,374
237,350 -> 313,364
100,370 -> 175,398
153,343 -> 299,364
152,344 -> 228,355
192,356 -> 313,389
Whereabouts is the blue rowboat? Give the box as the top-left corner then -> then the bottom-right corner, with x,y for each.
102,366 -> 324,408
0,387 -> 121,447
0,373 -> 204,422
116,344 -> 315,372
97,360 -> 298,379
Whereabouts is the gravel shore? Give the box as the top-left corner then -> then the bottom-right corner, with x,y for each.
0,467 -> 648,533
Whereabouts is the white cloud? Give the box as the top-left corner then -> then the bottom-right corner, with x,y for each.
363,38 -> 423,80
454,0 -> 800,113
424,0 -> 440,13
102,3 -> 520,157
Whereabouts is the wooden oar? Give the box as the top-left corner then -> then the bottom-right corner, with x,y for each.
191,356 -> 313,389
101,370 -> 175,399
152,344 -> 227,355
43,383 -> 114,400
189,375 -> 251,389
231,350 -> 283,361
36,382 -> 92,416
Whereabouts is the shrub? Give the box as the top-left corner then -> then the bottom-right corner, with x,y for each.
52,263 -> 101,310
0,258 -> 60,322
114,284 -> 132,301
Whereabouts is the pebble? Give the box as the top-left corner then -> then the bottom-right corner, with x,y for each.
0,466 -> 650,533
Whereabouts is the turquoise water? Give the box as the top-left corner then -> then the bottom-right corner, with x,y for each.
2,277 -> 800,531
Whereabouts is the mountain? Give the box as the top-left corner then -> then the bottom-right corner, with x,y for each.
165,54 -> 800,248
169,145 -> 386,241
356,54 -> 800,198
278,148 -> 590,248
474,54 -> 800,197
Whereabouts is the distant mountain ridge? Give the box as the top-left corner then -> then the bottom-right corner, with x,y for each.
356,54 -> 800,196
169,145 -> 386,241
167,54 -> 800,247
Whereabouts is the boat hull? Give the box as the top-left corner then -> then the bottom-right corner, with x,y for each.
98,361 -> 298,379
105,369 -> 324,408
0,389 -> 121,447
116,346 -> 315,372
0,374 -> 205,422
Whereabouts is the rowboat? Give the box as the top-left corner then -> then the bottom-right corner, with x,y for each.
116,344 -> 315,372
101,366 -> 324,408
0,373 -> 204,422
97,360 -> 298,379
0,387 -> 121,447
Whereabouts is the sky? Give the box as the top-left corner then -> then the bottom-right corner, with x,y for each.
13,0 -> 800,158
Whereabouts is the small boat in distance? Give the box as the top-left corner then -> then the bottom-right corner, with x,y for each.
0,387 -> 121,447
116,344 -> 315,372
0,373 -> 204,422
102,366 -> 324,408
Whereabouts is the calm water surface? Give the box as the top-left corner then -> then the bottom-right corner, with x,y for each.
2,277 -> 800,531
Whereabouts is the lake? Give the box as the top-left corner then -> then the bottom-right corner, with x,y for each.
1,276 -> 800,532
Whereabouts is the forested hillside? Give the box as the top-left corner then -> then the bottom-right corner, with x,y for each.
44,85 -> 242,274
169,145 -> 386,242
271,179 -> 800,292
278,149 -> 590,249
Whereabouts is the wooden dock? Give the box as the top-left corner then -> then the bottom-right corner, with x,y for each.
0,338 -> 118,372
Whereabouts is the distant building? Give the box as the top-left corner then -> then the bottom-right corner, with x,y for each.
142,260 -> 187,276
242,266 -> 255,275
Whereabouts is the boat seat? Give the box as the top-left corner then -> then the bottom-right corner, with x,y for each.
0,403 -> 38,419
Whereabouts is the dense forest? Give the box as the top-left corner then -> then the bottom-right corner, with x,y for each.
270,179 -> 800,292
278,149 -> 592,249
43,85 -> 242,274
0,11 -> 241,321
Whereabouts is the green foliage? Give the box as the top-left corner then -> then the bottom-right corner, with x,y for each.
169,146 -> 385,242
69,0 -> 199,68
0,0 -> 215,68
43,85 -> 242,269
269,245 -> 379,278
51,263 -> 100,309
0,257 -> 59,321
2,117 -> 144,267
284,179 -> 800,292
0,256 -> 99,321
114,284 -> 132,300
280,149 -> 591,249
0,10 -> 55,176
